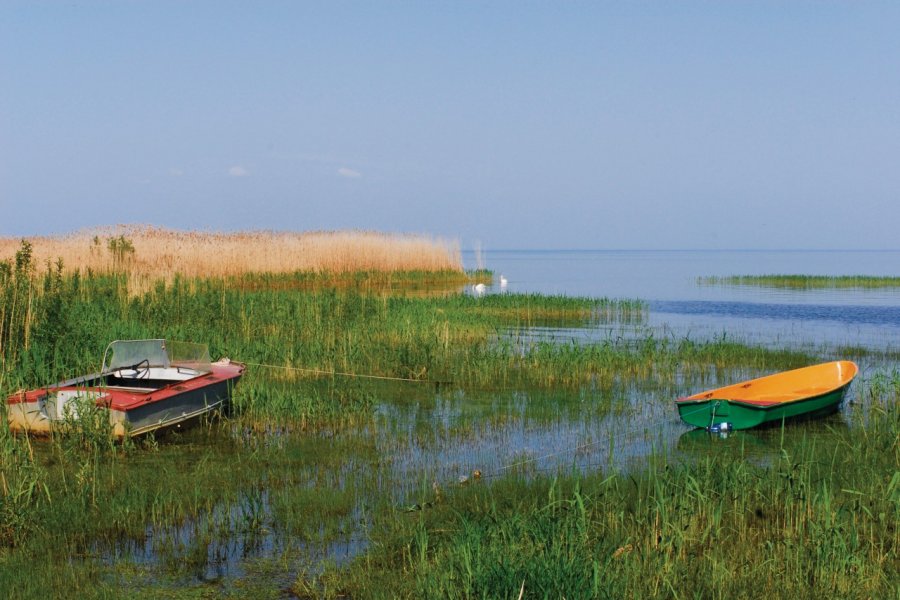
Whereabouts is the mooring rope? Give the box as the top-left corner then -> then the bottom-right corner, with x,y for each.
241,361 -> 441,384
709,400 -> 720,430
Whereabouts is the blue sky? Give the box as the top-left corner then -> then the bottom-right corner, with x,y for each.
2,2 -> 898,249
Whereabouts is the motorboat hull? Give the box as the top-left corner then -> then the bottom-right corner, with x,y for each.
7,359 -> 244,439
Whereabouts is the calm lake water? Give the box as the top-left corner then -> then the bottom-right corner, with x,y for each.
117,249 -> 900,584
465,249 -> 900,352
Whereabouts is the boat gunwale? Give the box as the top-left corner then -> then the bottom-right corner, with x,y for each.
674,360 -> 858,410
675,379 -> 854,411
6,361 -> 245,411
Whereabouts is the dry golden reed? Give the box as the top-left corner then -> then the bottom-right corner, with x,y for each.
0,225 -> 463,279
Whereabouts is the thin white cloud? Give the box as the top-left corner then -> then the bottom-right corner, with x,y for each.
228,165 -> 250,177
169,168 -> 184,177
337,167 -> 362,179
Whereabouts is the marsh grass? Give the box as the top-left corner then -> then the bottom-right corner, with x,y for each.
458,293 -> 646,326
699,274 -> 900,289
0,263 -> 805,430
0,416 -> 388,598
227,269 -> 489,294
0,258 -> 892,599
303,378 -> 900,599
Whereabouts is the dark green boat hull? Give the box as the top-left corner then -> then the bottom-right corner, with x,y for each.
676,382 -> 852,430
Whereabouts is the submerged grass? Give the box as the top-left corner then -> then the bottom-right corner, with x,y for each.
306,378 -> 900,599
0,422 -> 381,599
699,274 -> 900,289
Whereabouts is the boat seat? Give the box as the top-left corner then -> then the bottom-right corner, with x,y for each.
739,395 -> 795,404
792,387 -> 828,395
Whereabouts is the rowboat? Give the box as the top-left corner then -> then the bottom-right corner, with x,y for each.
7,339 -> 245,439
675,361 -> 858,431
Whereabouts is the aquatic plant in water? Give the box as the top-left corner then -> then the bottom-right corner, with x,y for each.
699,274 -> 900,290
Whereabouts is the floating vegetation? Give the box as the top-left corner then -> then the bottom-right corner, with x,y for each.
699,274 -> 900,290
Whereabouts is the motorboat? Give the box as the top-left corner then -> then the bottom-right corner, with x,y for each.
6,339 -> 244,438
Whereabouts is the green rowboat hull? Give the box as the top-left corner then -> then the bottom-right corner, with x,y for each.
676,382 -> 852,430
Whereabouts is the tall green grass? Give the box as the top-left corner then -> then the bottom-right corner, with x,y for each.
1,261 -> 658,423
225,268 -> 491,293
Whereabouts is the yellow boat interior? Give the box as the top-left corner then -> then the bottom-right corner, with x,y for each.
682,360 -> 858,406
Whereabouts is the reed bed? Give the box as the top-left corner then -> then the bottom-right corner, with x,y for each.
0,225 -> 464,279
699,274 -> 900,289
227,269 -> 487,293
455,294 -> 646,326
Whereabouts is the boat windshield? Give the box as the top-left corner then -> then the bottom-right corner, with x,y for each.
102,340 -> 212,374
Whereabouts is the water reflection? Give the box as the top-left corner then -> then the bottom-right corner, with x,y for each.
675,413 -> 851,465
